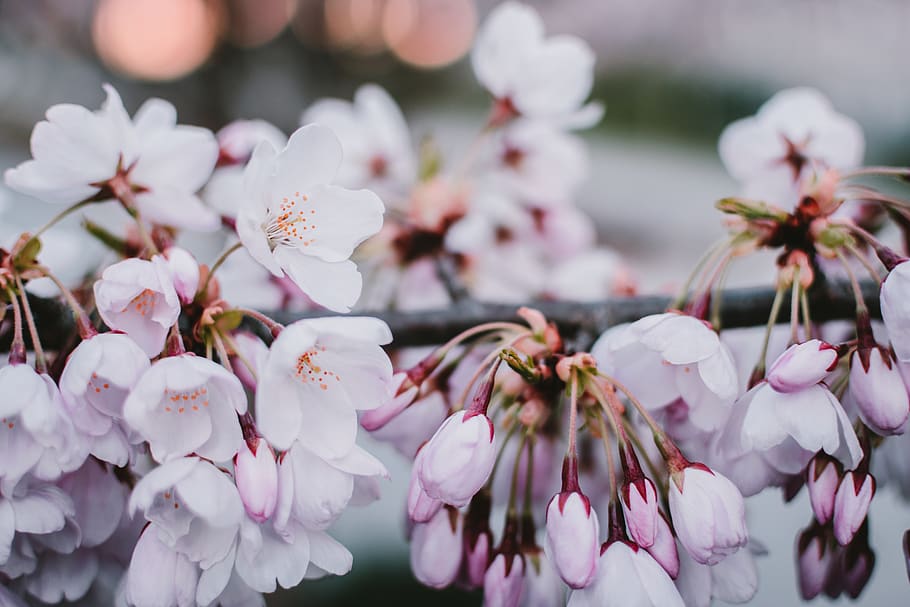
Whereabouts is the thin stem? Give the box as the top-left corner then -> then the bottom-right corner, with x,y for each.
522,432 -> 536,517
841,166 -> 910,180
710,258 -> 732,330
836,249 -> 867,313
235,307 -> 285,337
845,242 -> 883,284
507,431 -> 529,513
597,416 -> 618,504
211,331 -> 234,373
219,330 -> 258,382
622,417 -> 664,489
37,267 -> 96,338
790,268 -> 801,345
5,286 -> 26,364
32,197 -> 97,239
670,237 -> 732,310
198,242 -> 243,300
489,417 -> 520,485
754,286 -> 787,377
440,322 -> 529,356
800,287 -> 812,341
456,346 -> 505,411
566,369 -> 580,458
15,275 -> 46,373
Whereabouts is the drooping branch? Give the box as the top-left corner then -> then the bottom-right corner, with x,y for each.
0,280 -> 880,353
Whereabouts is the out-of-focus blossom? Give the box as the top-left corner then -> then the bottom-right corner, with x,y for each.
302,84 -> 416,197
5,85 -> 219,231
718,87 -> 864,205
472,2 -> 595,121
409,507 -> 462,589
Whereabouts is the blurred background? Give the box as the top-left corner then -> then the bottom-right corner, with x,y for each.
1,0 -> 909,604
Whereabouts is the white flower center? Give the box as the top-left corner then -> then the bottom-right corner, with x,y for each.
265,192 -> 318,251
161,386 -> 209,414
295,346 -> 341,391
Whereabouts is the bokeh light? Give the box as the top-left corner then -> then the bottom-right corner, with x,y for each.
382,0 -> 476,68
227,0 -> 295,48
324,0 -> 387,54
93,0 -> 222,81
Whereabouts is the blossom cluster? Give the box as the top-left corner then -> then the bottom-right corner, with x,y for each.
0,80 -> 396,605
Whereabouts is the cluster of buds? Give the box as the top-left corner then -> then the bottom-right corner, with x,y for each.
366,307 -> 752,606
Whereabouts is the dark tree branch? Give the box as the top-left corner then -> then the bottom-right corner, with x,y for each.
0,280 -> 880,353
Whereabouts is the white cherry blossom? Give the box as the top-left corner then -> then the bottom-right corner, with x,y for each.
236,124 -> 385,312
472,2 -> 596,120
5,84 -> 219,231
718,87 -> 864,204
93,256 -> 181,358
255,317 -> 393,457
302,84 -> 416,196
123,355 -> 247,463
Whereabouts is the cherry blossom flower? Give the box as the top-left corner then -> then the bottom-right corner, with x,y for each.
849,347 -> 910,435
484,552 -> 524,607
472,2 -> 595,121
236,124 -> 385,312
592,313 -> 739,432
807,455 -> 840,525
719,382 -> 862,495
881,259 -> 910,362
409,507 -> 463,589
5,84 -> 219,231
718,87 -> 864,204
668,463 -> 748,565
59,332 -> 149,466
125,526 -> 199,607
832,471 -> 875,546
766,340 -> 838,393
544,491 -> 599,589
163,247 -> 200,305
255,317 -> 393,458
675,544 -> 759,607
567,541 -> 684,607
0,364 -> 88,492
123,355 -> 247,462
302,84 -> 416,196
418,410 -> 497,508
234,439 -> 279,524
93,256 -> 181,358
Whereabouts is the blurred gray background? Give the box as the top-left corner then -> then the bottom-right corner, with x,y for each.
1,0 -> 908,604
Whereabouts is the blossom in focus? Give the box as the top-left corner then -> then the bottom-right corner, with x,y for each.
766,340 -> 837,394
592,313 -> 739,432
849,347 -> 910,435
123,355 -> 247,462
59,332 -> 150,465
417,410 -> 497,508
236,124 -> 385,312
409,507 -> 463,589
5,84 -> 220,231
544,490 -> 599,589
255,317 -> 394,457
93,256 -> 181,358
566,541 -> 684,607
668,463 -> 748,565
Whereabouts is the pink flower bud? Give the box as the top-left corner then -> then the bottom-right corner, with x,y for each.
410,507 -> 463,589
483,553 -> 524,607
833,471 -> 875,546
849,348 -> 910,435
621,477 -> 659,548
464,530 -> 492,588
407,455 -> 443,523
669,463 -> 748,565
796,525 -> 833,600
544,491 -> 600,589
233,439 -> 278,523
766,340 -> 837,393
418,410 -> 496,507
645,511 -> 679,578
361,372 -> 418,431
163,247 -> 200,305
881,260 -> 910,362
842,532 -> 875,599
807,455 -> 840,524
